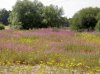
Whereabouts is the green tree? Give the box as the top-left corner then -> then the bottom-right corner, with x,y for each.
71,7 -> 100,31
70,13 -> 83,31
0,8 -> 10,25
95,21 -> 100,31
42,5 -> 64,27
60,17 -> 69,27
96,12 -> 100,21
9,0 -> 44,29
9,0 -> 65,29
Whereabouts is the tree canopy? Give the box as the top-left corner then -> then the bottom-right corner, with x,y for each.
9,0 -> 44,29
0,8 -> 10,25
71,7 -> 100,31
9,0 -> 66,30
42,5 -> 64,27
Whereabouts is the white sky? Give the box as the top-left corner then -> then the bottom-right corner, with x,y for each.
0,0 -> 100,18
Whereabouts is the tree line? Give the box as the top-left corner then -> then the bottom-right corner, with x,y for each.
0,0 -> 69,30
0,0 -> 100,31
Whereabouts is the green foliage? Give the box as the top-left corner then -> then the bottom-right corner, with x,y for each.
0,9 -> 10,25
42,5 -> 64,27
9,0 -> 43,29
70,14 -> 83,32
96,12 -> 100,20
0,23 -> 5,30
95,13 -> 100,31
61,17 -> 69,27
95,21 -> 100,31
10,22 -> 22,29
71,7 -> 100,31
9,0 -> 64,29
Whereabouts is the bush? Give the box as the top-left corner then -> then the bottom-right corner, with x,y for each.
10,22 -> 22,30
71,7 -> 100,32
70,14 -> 83,32
96,12 -> 100,20
95,21 -> 100,31
9,0 -> 44,30
9,0 -> 64,29
0,23 -> 5,30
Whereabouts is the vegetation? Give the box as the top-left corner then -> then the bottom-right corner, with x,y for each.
0,23 -> 5,30
96,12 -> 100,20
42,5 -> 64,27
0,9 -> 10,25
0,0 -> 100,74
96,13 -> 100,31
70,7 -> 100,31
0,0 -> 100,32
8,0 -> 67,29
0,29 -> 100,74
95,21 -> 100,31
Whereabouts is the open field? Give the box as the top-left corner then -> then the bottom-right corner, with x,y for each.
0,28 -> 100,74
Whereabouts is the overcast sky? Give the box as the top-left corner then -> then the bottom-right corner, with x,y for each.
0,0 -> 100,18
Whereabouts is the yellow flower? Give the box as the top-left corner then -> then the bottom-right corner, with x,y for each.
85,66 -> 90,69
77,63 -> 82,66
96,69 -> 100,72
99,60 -> 100,63
89,71 -> 94,74
16,61 -> 20,65
47,62 -> 52,65
40,61 -> 43,64
7,61 -> 11,65
60,63 -> 64,67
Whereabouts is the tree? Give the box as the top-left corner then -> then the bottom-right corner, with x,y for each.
71,7 -> 100,31
9,0 -> 65,29
60,17 -> 69,27
9,0 -> 44,29
70,13 -> 83,31
95,21 -> 100,31
0,8 -> 10,25
96,12 -> 100,21
42,5 -> 64,27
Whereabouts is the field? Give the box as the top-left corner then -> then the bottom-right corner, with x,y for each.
0,28 -> 100,74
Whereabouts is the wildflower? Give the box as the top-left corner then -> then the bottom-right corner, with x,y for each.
96,68 -> 100,72
16,61 -> 20,65
40,61 -> 43,64
85,66 -> 90,69
89,71 -> 94,74
77,63 -> 82,66
99,59 -> 100,64
47,62 -> 52,65
7,61 -> 11,65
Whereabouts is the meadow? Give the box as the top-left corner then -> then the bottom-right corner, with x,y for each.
0,28 -> 100,74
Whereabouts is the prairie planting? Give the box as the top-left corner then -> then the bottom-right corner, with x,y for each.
0,28 -> 100,74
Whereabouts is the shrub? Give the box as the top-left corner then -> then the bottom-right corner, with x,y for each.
71,7 -> 100,32
0,23 -> 5,30
9,0 -> 64,29
95,21 -> 100,31
96,12 -> 100,20
9,0 -> 44,30
10,22 -> 22,30
70,14 -> 84,32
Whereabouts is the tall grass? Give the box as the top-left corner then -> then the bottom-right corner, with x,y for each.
0,29 -> 100,73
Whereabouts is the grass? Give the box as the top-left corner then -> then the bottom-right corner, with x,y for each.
0,28 -> 100,74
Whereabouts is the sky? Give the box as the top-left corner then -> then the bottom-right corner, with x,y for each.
0,0 -> 100,18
